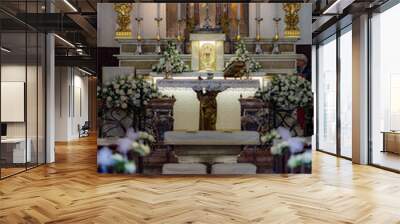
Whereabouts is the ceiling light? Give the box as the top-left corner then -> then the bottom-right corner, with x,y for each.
1,47 -> 11,53
322,0 -> 354,15
54,34 -> 75,48
78,67 -> 92,76
63,0 -> 78,12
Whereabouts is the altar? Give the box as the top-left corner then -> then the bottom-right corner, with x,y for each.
156,79 -> 259,131
97,2 -> 313,175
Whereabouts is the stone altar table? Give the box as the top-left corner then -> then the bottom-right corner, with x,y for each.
164,131 -> 260,164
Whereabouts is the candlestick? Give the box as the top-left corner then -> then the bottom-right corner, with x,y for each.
255,17 -> 263,54
236,18 -> 241,41
135,17 -> 143,54
136,2 -> 140,18
256,3 -> 260,18
176,19 -> 184,53
157,3 -> 160,18
272,17 -> 281,54
154,17 -> 163,54
237,3 -> 241,20
177,3 -> 181,20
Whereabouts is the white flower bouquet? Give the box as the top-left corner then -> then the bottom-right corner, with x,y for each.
152,41 -> 190,73
255,74 -> 313,111
225,40 -> 262,73
97,74 -> 161,111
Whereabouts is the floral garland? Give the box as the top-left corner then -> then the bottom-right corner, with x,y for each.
98,129 -> 155,174
225,40 -> 262,73
97,74 -> 161,111
255,74 -> 313,111
152,41 -> 190,73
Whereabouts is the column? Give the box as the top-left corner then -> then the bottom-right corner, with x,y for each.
352,14 -> 369,164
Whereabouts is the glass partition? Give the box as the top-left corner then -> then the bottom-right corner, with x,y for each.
0,1 -> 46,179
317,35 -> 337,154
339,27 -> 352,158
370,3 -> 400,171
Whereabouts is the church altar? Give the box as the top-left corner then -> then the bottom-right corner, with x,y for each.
156,78 -> 259,131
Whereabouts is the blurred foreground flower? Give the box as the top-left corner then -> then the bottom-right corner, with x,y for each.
287,151 -> 312,169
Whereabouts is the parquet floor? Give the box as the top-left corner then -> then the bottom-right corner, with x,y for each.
1,136 -> 400,224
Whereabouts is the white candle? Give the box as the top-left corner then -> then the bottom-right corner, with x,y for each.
275,3 -> 279,18
157,3 -> 160,18
177,3 -> 181,20
237,3 -> 241,20
136,2 -> 140,18
256,3 -> 260,18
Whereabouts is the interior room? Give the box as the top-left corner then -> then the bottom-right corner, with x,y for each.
0,1 -> 400,223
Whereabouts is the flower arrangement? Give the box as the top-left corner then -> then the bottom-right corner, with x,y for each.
260,129 -> 280,145
225,40 -> 262,73
152,41 -> 190,73
287,151 -> 312,169
97,74 -> 161,111
268,127 -> 306,156
97,129 -> 155,174
255,74 -> 313,111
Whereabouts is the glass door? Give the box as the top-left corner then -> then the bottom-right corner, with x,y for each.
317,35 -> 337,154
339,26 -> 352,158
370,3 -> 400,171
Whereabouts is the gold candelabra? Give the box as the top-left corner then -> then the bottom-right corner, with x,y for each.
114,3 -> 133,39
283,3 -> 301,39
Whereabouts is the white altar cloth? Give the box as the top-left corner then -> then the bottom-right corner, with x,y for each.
164,131 -> 260,145
156,79 -> 260,89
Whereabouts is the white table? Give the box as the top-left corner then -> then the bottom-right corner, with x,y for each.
1,138 -> 31,163
164,131 -> 260,164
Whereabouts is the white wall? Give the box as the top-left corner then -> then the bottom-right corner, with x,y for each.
248,3 -> 312,45
55,67 -> 89,141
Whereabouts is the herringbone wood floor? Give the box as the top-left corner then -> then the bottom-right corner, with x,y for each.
1,136 -> 400,224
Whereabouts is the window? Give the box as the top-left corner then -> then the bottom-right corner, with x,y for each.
370,3 -> 400,171
317,35 -> 337,154
339,27 -> 352,158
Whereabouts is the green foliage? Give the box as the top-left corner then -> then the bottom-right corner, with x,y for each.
226,40 -> 262,72
152,42 -> 190,73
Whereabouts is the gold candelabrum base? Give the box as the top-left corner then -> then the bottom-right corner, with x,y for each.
115,31 -> 132,39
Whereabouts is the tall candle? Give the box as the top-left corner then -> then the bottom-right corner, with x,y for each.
256,3 -> 260,18
157,3 -> 160,18
237,3 -> 241,20
136,2 -> 140,18
177,3 -> 181,20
